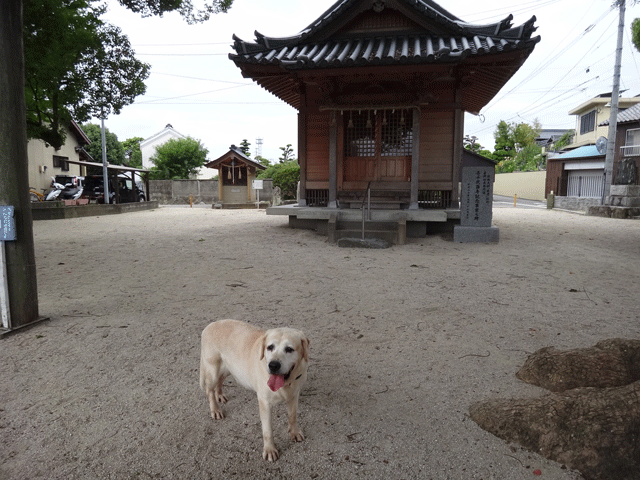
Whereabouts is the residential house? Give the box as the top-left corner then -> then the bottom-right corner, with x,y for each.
140,124 -> 186,170
600,101 -> 640,185
546,95 -> 640,211
567,93 -> 640,149
27,120 -> 92,195
536,128 -> 571,154
229,0 -> 540,241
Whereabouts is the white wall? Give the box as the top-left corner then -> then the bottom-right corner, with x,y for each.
493,171 -> 547,202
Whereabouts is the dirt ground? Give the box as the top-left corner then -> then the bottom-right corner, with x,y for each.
2,205 -> 639,479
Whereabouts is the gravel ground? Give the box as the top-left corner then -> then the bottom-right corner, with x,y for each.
2,206 -> 639,479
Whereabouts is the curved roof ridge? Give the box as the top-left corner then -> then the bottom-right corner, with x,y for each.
232,0 -> 526,54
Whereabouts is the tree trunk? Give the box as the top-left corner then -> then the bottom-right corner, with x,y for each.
0,0 -> 40,329
470,340 -> 640,480
469,381 -> 640,480
516,339 -> 640,392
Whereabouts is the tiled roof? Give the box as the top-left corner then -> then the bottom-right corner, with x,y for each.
205,145 -> 267,170
600,102 -> 640,125
232,31 -> 535,69
230,0 -> 539,112
231,0 -> 538,69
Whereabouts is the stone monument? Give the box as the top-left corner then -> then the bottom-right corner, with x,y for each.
453,166 -> 499,243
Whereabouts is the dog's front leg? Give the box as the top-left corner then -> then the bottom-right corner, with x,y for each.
286,394 -> 304,442
258,397 -> 278,461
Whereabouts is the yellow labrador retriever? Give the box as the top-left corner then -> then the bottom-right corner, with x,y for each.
199,319 -> 310,461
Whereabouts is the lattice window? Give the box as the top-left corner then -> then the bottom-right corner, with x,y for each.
344,109 -> 413,157
418,190 -> 452,209
381,109 -> 412,156
306,189 -> 329,207
344,110 -> 376,156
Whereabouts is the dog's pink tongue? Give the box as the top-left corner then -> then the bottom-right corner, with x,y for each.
268,374 -> 285,392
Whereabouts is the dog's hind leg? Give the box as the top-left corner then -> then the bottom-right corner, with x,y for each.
214,372 -> 228,405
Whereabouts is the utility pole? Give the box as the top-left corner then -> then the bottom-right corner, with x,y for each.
101,116 -> 110,204
602,0 -> 626,204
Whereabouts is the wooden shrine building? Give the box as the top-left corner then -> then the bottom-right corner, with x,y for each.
230,0 -> 540,241
205,145 -> 266,207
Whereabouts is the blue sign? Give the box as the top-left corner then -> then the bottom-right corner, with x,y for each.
0,206 -> 16,241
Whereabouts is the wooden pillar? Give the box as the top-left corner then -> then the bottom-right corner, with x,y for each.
410,107 -> 420,209
452,87 -> 464,208
298,111 -> 307,206
328,110 -> 338,208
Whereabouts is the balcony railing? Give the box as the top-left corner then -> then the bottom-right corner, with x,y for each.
621,145 -> 640,156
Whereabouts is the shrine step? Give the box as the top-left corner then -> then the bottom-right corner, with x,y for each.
328,216 -> 407,245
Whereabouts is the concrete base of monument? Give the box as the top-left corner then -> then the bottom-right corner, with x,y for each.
453,225 -> 500,243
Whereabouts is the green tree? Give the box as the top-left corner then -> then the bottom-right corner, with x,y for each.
149,137 -> 209,179
552,130 -> 574,151
24,0 -> 150,149
493,119 -> 542,173
0,0 -> 234,329
632,18 -> 640,52
117,0 -> 233,23
239,139 -> 251,157
464,135 -> 495,160
254,155 -> 271,167
122,136 -> 144,168
81,123 -> 126,165
279,144 -> 295,163
257,160 -> 300,199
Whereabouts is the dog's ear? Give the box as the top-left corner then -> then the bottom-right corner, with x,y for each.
301,336 -> 310,362
259,333 -> 267,360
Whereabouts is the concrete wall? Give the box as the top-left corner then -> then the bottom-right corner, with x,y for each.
149,179 -> 273,204
493,171 -> 547,201
553,196 -> 601,212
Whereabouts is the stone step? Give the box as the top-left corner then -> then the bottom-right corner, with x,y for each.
334,229 -> 398,244
336,220 -> 399,231
328,213 -> 407,245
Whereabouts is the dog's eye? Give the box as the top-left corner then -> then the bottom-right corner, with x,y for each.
285,346 -> 294,354
266,344 -> 275,352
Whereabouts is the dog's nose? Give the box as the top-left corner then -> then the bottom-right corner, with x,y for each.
268,360 -> 281,373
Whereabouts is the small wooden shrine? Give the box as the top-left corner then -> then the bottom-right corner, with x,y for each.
230,0 -> 540,240
205,145 -> 266,206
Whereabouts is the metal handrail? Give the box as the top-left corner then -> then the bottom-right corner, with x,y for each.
620,145 -> 640,156
361,181 -> 372,240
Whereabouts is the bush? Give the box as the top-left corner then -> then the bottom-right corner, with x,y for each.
257,161 -> 300,199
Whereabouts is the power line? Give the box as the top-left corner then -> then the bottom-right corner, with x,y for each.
135,83 -> 250,104
152,72 -> 249,85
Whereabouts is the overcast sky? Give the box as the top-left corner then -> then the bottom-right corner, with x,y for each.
99,0 -> 640,162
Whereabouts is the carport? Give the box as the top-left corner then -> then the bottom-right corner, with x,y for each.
63,159 -> 151,204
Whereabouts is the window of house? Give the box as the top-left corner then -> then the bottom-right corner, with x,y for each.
579,110 -> 596,135
625,128 -> 640,156
52,155 -> 69,171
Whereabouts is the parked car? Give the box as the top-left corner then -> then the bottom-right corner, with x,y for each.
82,175 -> 145,204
